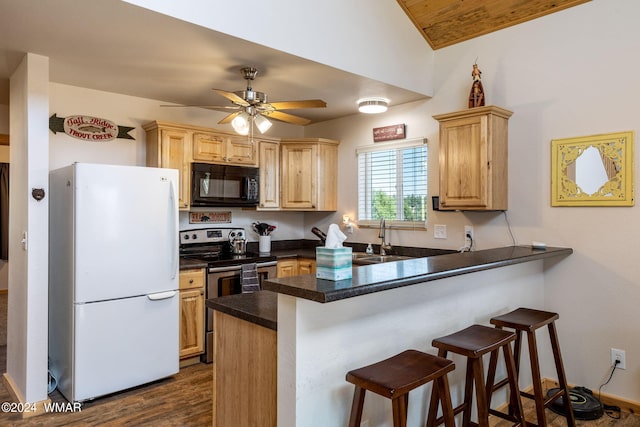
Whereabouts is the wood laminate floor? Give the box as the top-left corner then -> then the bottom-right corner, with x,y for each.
490,400 -> 640,427
0,345 -> 212,426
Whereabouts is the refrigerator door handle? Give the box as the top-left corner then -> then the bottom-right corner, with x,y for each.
169,180 -> 178,280
147,290 -> 177,301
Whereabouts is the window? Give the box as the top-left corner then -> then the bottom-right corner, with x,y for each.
357,138 -> 428,228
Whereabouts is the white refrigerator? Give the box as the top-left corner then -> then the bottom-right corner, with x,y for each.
49,163 -> 180,403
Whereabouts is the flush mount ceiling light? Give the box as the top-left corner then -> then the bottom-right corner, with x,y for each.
357,97 -> 389,114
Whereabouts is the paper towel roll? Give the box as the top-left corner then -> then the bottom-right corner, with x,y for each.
324,224 -> 347,248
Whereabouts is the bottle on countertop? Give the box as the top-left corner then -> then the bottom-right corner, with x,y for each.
366,243 -> 374,255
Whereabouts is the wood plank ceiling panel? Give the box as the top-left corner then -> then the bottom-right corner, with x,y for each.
397,0 -> 591,49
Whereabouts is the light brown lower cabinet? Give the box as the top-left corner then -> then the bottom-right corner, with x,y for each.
179,269 -> 205,365
297,258 -> 316,275
213,311 -> 276,427
277,258 -> 316,277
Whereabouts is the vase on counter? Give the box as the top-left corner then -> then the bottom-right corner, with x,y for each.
259,235 -> 271,254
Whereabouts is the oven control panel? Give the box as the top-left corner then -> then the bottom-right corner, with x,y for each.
180,228 -> 245,245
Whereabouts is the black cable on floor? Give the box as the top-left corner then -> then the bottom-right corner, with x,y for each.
598,361 -> 621,419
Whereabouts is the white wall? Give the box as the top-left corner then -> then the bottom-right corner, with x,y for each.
308,0 -> 640,401
123,0 -> 434,95
6,53 -> 50,405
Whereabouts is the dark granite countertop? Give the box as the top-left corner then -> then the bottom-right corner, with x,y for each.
206,291 -> 278,331
270,248 -> 318,260
205,245 -> 572,328
262,245 -> 572,303
179,258 -> 208,270
250,239 -> 456,261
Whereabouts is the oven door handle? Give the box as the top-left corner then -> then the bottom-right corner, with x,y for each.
208,260 -> 277,273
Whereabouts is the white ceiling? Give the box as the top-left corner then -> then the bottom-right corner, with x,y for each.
0,0 -> 428,125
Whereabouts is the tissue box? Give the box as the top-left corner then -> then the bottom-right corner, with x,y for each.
315,247 -> 352,280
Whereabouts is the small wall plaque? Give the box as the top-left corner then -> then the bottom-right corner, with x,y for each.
189,211 -> 232,224
49,114 -> 134,141
373,124 -> 406,142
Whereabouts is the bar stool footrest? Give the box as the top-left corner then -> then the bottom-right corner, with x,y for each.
488,408 -> 524,426
491,376 -> 510,392
433,403 -> 467,425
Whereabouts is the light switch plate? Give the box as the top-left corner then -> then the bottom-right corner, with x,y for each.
434,224 -> 447,239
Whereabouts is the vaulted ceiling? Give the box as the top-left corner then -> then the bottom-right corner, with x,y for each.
397,0 -> 591,50
0,1 -> 592,124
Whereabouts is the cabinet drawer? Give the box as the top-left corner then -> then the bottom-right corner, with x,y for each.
179,269 -> 205,290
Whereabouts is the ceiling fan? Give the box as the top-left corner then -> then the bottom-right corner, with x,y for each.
164,67 -> 327,135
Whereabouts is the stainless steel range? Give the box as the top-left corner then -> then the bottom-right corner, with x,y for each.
179,227 -> 277,363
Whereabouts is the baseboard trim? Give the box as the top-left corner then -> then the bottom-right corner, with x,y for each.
544,378 -> 640,415
2,373 -> 51,418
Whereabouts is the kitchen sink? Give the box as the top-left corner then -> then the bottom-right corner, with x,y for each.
352,252 -> 412,265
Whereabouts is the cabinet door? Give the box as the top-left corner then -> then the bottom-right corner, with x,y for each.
227,136 -> 257,166
439,115 -> 488,209
297,258 -> 316,275
193,132 -> 226,163
281,144 -> 317,209
277,259 -> 298,278
160,129 -> 191,210
259,141 -> 280,209
179,288 -> 205,359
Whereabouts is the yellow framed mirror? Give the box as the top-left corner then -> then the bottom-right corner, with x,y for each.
551,131 -> 634,206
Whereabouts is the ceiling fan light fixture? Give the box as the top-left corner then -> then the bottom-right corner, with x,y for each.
357,97 -> 389,114
231,112 -> 250,135
254,114 -> 272,134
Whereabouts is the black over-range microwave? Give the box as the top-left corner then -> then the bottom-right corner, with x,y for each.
191,163 -> 259,207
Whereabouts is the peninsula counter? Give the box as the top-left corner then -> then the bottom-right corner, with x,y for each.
208,245 -> 572,427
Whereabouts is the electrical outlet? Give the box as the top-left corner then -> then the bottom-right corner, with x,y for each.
464,225 -> 474,247
434,224 -> 447,239
611,348 -> 626,369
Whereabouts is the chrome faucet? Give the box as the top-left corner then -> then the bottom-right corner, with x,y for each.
378,218 -> 391,255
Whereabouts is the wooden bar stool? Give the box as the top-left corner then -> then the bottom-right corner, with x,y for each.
346,349 -> 456,427
426,325 -> 525,427
489,307 -> 576,427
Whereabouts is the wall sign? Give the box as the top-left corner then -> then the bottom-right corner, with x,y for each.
373,124 -> 406,142
189,211 -> 232,224
49,114 -> 135,141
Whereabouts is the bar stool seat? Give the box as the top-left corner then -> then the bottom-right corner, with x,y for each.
346,349 -> 456,427
490,307 -> 576,427
427,324 -> 525,427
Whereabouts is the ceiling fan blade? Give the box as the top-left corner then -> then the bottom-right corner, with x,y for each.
269,100 -> 327,110
200,106 -> 242,113
212,89 -> 249,106
218,111 -> 241,125
263,110 -> 311,126
160,104 -> 240,111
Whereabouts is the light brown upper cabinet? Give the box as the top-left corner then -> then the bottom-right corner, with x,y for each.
280,138 -> 339,211
144,121 -> 192,210
193,131 -> 257,166
258,140 -> 280,210
433,106 -> 513,211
